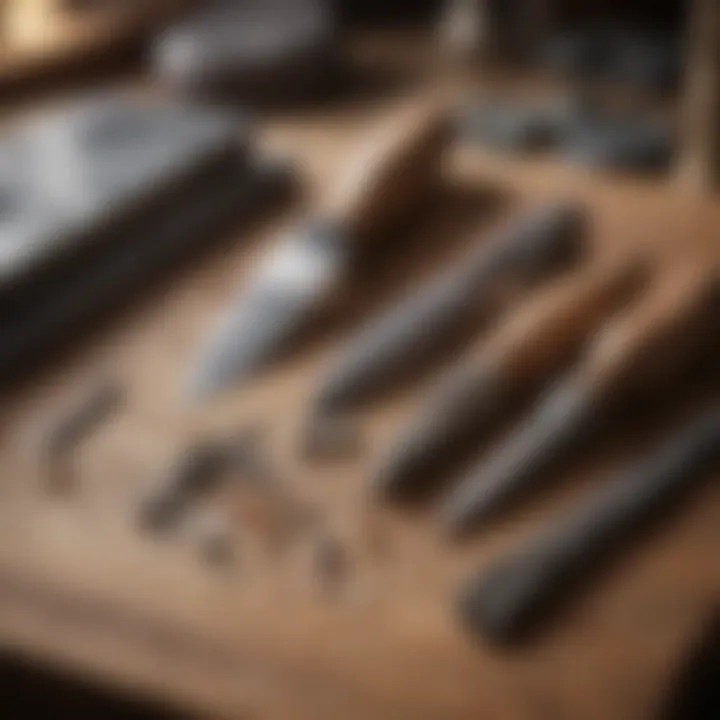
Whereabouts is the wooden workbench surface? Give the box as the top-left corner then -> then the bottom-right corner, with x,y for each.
0,54 -> 719,719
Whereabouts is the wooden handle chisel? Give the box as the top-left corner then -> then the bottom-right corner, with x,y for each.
375,253 -> 645,500
442,260 -> 720,536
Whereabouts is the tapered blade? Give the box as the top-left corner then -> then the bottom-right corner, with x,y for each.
441,372 -> 596,536
189,223 -> 344,400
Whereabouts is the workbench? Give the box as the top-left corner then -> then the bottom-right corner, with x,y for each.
0,33 -> 718,720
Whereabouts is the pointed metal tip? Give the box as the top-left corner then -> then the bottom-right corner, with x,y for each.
186,353 -> 245,404
186,337 -> 263,404
186,360 -> 252,404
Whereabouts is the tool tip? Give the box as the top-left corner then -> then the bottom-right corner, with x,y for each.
186,359 -> 246,403
186,347 -> 258,403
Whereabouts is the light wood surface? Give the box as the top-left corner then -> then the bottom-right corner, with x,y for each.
0,38 -> 718,720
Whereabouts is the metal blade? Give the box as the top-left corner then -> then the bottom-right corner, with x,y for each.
441,372 -> 597,536
189,223 -> 344,400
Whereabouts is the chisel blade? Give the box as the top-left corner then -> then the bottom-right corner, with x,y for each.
440,372 -> 596,536
189,222 -> 344,400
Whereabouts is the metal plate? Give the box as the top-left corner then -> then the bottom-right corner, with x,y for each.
0,91 -> 249,290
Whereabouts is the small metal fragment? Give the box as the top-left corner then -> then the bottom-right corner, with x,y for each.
45,380 -> 124,456
44,379 -> 124,493
140,441 -> 230,533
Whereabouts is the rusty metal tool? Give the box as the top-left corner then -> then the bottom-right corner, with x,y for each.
43,378 -> 124,493
442,260 -> 720,536
311,201 -> 587,416
374,253 -> 644,500
44,379 -> 124,457
458,406 -> 720,643
189,97 -> 451,400
140,441 -> 232,533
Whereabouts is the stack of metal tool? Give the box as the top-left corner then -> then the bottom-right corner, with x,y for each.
185,97 -> 720,644
344,233 -> 720,644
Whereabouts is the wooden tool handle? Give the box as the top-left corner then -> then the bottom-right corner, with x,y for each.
585,261 -> 720,392
319,97 -> 451,241
483,252 -> 646,385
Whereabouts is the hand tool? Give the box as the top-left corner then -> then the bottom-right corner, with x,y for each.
562,112 -> 674,173
140,425 -> 270,533
0,93 -> 291,383
43,378 -> 124,494
310,202 -> 587,416
154,0 -> 340,105
374,253 -> 644,501
457,406 -> 720,643
457,96 -> 578,153
189,97 -> 451,400
542,26 -> 681,94
140,441 -> 232,534
441,261 -> 720,536
44,379 -> 124,458
0,92 -> 248,292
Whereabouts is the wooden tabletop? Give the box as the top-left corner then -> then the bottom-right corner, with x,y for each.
0,38 -> 718,720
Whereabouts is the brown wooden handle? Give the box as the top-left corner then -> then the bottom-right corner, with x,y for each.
480,252 -> 647,385
586,260 -> 720,392
319,97 -> 451,242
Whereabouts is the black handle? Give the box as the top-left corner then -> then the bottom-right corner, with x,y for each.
458,407 -> 720,643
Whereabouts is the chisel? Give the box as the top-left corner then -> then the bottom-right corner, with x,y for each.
189,97 -> 451,400
441,260 -> 720,536
458,406 -> 720,643
311,201 -> 587,415
374,253 -> 644,500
